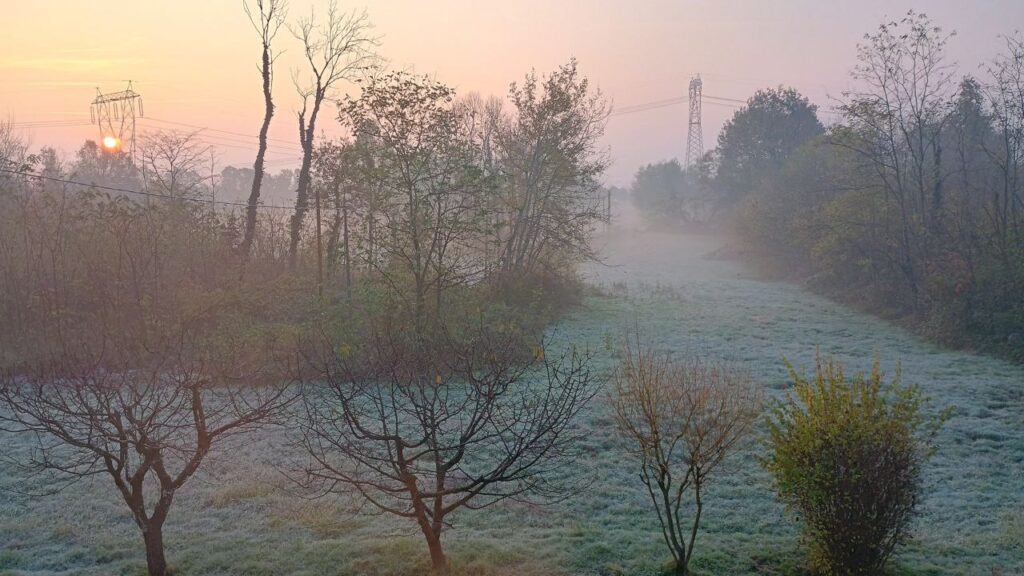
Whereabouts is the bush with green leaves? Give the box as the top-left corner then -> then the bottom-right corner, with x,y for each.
763,355 -> 946,576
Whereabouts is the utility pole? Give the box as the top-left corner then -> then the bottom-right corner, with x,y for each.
685,74 -> 703,168
90,81 -> 144,164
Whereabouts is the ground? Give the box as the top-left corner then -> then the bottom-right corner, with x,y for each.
1,230 -> 1022,575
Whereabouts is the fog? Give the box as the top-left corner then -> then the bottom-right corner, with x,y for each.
1,3 -> 1023,576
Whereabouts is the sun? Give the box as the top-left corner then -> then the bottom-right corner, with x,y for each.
101,135 -> 120,151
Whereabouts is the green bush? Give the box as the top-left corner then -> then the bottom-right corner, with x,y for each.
762,355 -> 946,576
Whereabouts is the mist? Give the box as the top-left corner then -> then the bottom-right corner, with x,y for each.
1,3 -> 1023,576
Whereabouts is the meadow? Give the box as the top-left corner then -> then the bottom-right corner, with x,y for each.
1,229 -> 1022,576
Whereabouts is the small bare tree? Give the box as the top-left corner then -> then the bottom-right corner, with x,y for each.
611,333 -> 762,576
287,1 -> 377,269
0,188 -> 296,576
0,117 -> 32,175
0,333 -> 293,576
139,129 -> 212,198
240,0 -> 288,267
298,325 -> 597,573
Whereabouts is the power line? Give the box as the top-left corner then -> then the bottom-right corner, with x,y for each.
141,116 -> 303,148
192,136 -> 304,158
610,93 -> 745,118
11,122 -> 93,129
0,167 -> 296,211
610,91 -> 840,118
612,96 -> 689,116
136,120 -> 305,152
705,95 -> 747,104
10,119 -> 92,128
194,132 -> 304,154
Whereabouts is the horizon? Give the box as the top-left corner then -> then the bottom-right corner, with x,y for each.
3,0 -> 1022,186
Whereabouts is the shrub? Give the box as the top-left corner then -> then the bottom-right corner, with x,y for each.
763,355 -> 946,576
612,332 -> 762,576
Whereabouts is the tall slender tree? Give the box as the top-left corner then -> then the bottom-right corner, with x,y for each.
288,1 -> 376,270
240,0 -> 288,270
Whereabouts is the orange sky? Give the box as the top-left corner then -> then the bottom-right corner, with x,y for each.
2,0 -> 1021,185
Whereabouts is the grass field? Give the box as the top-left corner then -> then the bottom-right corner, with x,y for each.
2,230 -> 1022,575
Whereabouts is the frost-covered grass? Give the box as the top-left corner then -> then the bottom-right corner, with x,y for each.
2,230 -> 1022,575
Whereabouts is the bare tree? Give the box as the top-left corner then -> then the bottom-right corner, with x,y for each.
0,193 -> 295,576
0,117 -> 32,175
0,118 -> 32,213
240,0 -> 288,267
139,129 -> 212,198
611,332 -> 762,576
298,325 -> 597,573
0,333 -> 292,576
287,2 -> 377,270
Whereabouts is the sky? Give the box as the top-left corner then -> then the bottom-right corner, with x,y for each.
2,0 -> 1022,186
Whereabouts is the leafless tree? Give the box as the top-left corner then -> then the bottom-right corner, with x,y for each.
240,0 -> 288,267
287,1 -> 377,270
0,118 -> 32,208
0,180 -> 296,576
0,117 -> 31,174
0,332 -> 293,576
298,325 -> 597,573
460,92 -> 505,170
611,332 -> 762,576
139,129 -> 213,198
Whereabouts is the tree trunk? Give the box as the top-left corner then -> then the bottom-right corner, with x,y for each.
422,525 -> 448,574
143,522 -> 167,576
289,94 -> 322,270
408,480 -> 448,574
288,136 -> 314,270
326,186 -> 341,279
240,30 -> 275,272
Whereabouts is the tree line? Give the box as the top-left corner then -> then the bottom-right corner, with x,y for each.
0,5 -> 966,576
633,12 -> 1024,361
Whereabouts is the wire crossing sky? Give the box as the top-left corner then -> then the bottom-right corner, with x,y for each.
2,0 -> 1021,185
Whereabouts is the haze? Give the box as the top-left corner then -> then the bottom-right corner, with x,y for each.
2,2 -> 1023,576
3,0 -> 1021,184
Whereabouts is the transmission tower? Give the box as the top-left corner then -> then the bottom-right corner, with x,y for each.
90,81 -> 144,161
685,74 -> 703,168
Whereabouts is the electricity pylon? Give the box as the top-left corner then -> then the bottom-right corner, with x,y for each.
685,74 -> 703,168
90,81 -> 144,162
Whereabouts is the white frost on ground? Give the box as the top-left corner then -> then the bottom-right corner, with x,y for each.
1,229 -> 1022,575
